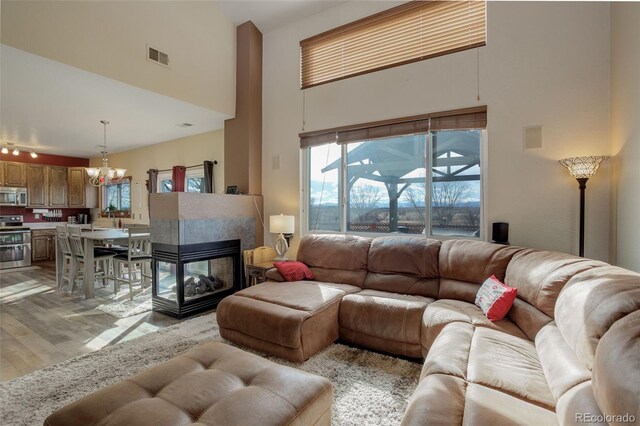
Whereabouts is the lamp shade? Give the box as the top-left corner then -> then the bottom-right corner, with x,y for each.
559,156 -> 609,179
270,214 -> 294,234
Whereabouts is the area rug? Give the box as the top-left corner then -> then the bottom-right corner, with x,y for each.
95,289 -> 152,318
0,314 -> 421,426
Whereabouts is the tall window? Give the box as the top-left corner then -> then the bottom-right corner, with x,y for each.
301,1 -> 486,88
303,107 -> 485,238
185,168 -> 205,193
102,177 -> 131,218
158,171 -> 172,193
309,143 -> 341,231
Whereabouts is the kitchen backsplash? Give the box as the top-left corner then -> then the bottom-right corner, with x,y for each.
0,206 -> 91,223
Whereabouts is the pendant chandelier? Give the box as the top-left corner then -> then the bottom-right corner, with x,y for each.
85,120 -> 126,187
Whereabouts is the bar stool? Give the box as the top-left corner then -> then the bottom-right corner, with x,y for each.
113,230 -> 152,299
55,226 -> 74,292
68,232 -> 116,295
107,224 -> 148,255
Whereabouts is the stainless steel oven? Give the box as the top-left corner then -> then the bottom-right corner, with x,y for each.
0,215 -> 31,269
0,187 -> 28,206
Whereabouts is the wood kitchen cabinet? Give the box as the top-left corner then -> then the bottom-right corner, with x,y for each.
48,166 -> 67,207
67,167 -> 97,208
26,164 -> 68,207
26,164 -> 47,207
32,229 -> 56,262
0,161 -> 27,187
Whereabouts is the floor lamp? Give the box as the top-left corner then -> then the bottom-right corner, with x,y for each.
559,156 -> 609,257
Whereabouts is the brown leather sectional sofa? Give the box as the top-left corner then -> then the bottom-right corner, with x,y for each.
217,234 -> 640,425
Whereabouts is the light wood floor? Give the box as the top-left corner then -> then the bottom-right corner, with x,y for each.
0,261 -> 180,382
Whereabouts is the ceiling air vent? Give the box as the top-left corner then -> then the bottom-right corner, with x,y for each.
147,45 -> 169,67
177,123 -> 194,128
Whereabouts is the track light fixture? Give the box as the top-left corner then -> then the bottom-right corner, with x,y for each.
0,142 -> 39,158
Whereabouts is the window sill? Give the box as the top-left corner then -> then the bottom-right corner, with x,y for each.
100,211 -> 132,219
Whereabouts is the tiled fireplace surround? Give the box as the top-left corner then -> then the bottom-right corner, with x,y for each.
149,193 -> 264,251
149,193 -> 264,316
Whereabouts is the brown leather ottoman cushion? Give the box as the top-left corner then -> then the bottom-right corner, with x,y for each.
233,281 -> 360,311
44,342 -> 333,426
217,281 -> 358,362
339,289 -> 433,358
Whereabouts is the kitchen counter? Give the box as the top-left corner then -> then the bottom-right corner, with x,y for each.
24,222 -> 65,230
24,222 -> 92,230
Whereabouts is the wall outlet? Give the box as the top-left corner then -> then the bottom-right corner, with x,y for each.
35,213 -> 41,219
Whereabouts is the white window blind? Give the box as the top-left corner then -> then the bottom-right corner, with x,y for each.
300,1 -> 486,89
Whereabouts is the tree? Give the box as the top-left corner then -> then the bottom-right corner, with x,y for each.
463,206 -> 480,227
349,184 -> 382,221
403,184 -> 426,223
431,181 -> 470,225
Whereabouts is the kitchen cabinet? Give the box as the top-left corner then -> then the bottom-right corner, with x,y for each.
67,167 -> 97,208
26,164 -> 68,207
32,229 -> 56,262
48,166 -> 68,207
0,161 -> 27,187
26,164 -> 47,207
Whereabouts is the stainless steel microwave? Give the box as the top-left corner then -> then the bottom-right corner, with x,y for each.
0,187 -> 28,206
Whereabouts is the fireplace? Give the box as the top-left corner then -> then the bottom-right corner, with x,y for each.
152,239 -> 241,318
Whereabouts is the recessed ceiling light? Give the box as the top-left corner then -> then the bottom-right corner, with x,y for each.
177,123 -> 194,127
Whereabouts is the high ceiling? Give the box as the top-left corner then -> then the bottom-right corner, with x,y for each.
216,0 -> 345,32
0,45 -> 230,159
0,1 -> 345,159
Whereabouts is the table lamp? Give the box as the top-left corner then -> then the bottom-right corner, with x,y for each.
270,214 -> 295,261
559,155 -> 608,257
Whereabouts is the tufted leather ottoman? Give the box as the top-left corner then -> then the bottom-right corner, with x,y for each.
44,342 -> 333,426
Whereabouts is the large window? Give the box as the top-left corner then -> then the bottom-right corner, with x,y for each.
157,167 -> 205,193
300,1 -> 486,88
158,171 -> 172,193
303,107 -> 485,238
309,143 -> 342,232
102,177 -> 131,218
185,168 -> 205,193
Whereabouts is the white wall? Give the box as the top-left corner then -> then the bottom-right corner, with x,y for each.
263,1 -> 612,260
1,1 -> 235,115
91,130 -> 225,226
610,3 -> 640,272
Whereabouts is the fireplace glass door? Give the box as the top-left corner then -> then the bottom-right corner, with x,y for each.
152,239 -> 241,318
156,256 -> 235,302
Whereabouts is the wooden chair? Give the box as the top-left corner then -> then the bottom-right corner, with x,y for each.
68,233 -> 116,295
55,226 -> 74,292
253,246 -> 277,264
113,228 -> 152,299
243,246 -> 277,288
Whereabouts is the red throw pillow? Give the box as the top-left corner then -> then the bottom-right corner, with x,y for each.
273,261 -> 315,282
475,275 -> 518,321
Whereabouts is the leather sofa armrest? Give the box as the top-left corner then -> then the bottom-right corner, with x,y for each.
265,268 -> 285,282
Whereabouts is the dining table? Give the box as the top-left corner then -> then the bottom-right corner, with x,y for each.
56,228 -> 150,299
